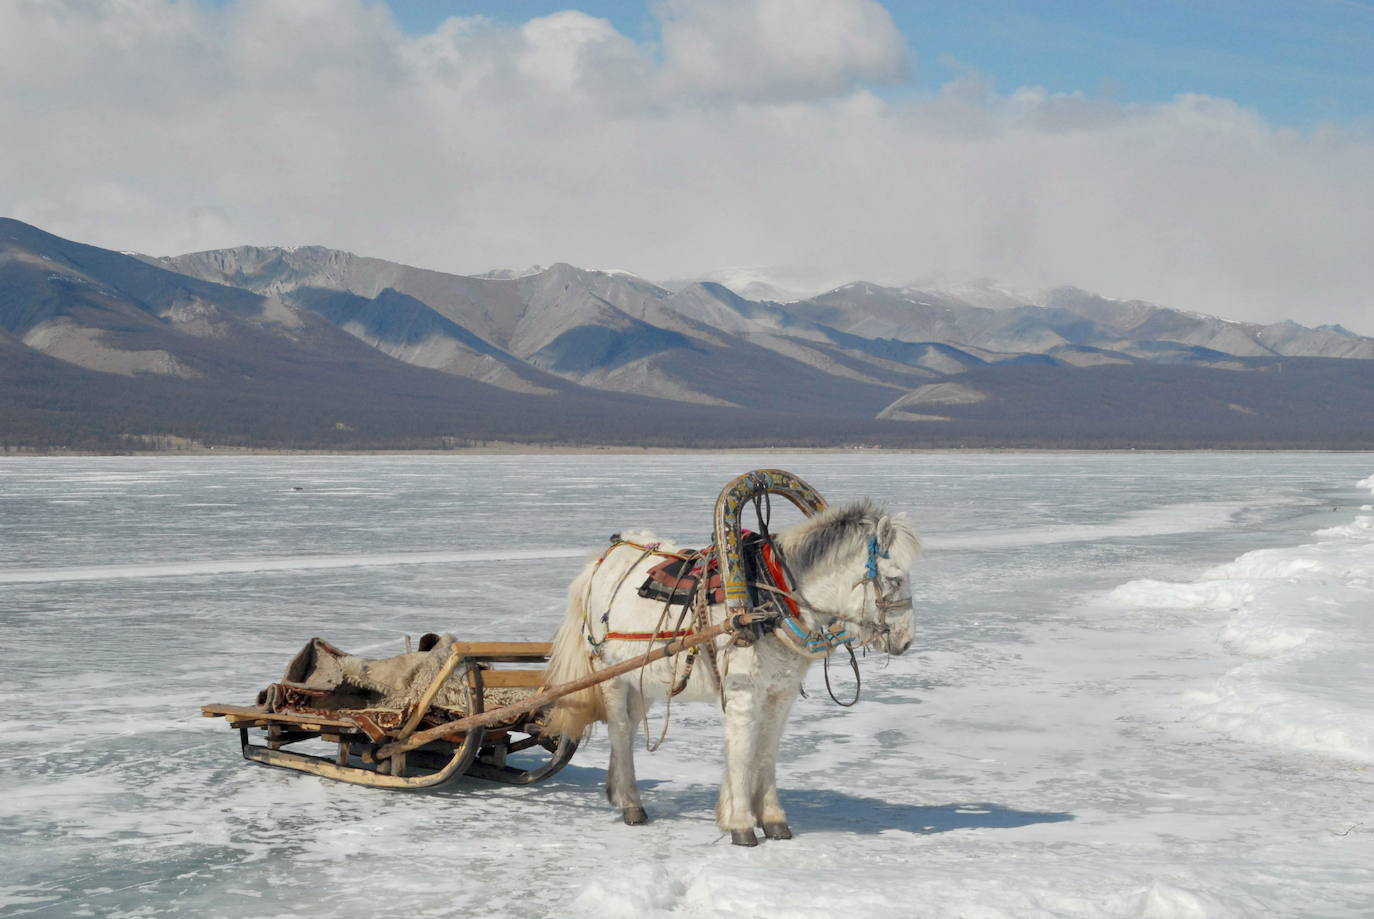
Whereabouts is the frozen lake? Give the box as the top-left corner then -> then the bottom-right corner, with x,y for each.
2,452 -> 1372,918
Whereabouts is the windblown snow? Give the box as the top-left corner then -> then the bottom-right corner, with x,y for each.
1,453 -> 1371,918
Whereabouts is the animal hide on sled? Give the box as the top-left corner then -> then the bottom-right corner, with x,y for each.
259,634 -> 471,714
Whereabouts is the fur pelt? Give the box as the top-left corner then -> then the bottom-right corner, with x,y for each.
280,634 -> 475,712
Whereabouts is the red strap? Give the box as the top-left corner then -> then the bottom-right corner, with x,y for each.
761,542 -> 801,617
604,629 -> 695,641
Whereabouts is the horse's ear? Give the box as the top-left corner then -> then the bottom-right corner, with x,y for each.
876,515 -> 896,550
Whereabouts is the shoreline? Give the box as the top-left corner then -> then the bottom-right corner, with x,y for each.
3,443 -> 1370,458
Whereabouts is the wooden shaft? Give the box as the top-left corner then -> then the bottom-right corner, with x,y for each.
374,613 -> 755,762
395,646 -> 467,741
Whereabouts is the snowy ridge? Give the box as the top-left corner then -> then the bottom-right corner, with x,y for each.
1108,475 -> 1374,763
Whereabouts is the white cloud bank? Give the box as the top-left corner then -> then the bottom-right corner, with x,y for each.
2,0 -> 1371,330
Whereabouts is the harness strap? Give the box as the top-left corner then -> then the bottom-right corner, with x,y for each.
585,538 -> 702,651
609,537 -> 695,561
693,576 -> 728,709
777,615 -> 854,655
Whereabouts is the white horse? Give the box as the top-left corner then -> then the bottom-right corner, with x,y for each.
542,499 -> 921,846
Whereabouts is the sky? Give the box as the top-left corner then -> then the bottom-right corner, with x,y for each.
3,0 -> 1372,331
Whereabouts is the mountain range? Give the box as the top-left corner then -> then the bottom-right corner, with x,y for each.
3,217 -> 1373,451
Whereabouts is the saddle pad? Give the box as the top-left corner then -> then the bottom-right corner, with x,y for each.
638,551 -> 724,605
637,534 -> 766,606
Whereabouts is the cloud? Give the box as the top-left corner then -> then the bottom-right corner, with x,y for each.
656,0 -> 908,102
1,0 -> 1371,333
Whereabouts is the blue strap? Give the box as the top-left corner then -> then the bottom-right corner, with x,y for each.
781,616 -> 853,653
865,536 -> 889,580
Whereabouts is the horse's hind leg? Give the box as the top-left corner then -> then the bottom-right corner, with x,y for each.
753,688 -> 797,840
604,677 -> 648,825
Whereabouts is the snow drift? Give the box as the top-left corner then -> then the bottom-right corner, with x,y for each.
1108,476 -> 1374,763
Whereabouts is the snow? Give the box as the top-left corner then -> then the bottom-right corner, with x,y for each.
675,266 -> 828,303
2,452 -> 1373,917
1107,480 -> 1374,766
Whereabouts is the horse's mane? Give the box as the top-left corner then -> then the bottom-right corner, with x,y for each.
775,499 -> 922,575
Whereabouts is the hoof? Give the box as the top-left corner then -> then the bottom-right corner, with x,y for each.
730,830 -> 759,847
761,821 -> 792,840
622,806 -> 648,826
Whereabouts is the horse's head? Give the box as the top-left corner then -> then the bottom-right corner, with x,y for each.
776,500 -> 922,655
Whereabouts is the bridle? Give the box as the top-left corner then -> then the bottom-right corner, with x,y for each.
752,529 -> 912,657
859,535 -> 915,653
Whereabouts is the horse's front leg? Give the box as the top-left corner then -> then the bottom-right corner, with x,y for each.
604,677 -> 648,825
716,674 -> 764,846
751,686 -> 798,840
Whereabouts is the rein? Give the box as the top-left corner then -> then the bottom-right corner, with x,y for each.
823,645 -> 861,707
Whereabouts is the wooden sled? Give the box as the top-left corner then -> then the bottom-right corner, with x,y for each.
205,611 -> 764,792
202,641 -> 577,790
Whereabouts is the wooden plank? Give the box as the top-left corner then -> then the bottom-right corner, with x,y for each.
202,703 -> 357,729
204,703 -> 269,717
450,642 -> 551,661
228,717 -> 337,731
472,669 -> 545,688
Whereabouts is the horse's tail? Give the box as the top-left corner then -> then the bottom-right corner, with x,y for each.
541,556 -> 607,741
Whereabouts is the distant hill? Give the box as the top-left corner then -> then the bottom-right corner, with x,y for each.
3,217 -> 1374,451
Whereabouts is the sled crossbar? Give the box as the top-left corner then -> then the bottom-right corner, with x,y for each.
201,704 -> 359,730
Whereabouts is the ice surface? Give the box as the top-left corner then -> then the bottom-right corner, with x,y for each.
0,548 -> 589,584
2,453 -> 1374,917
